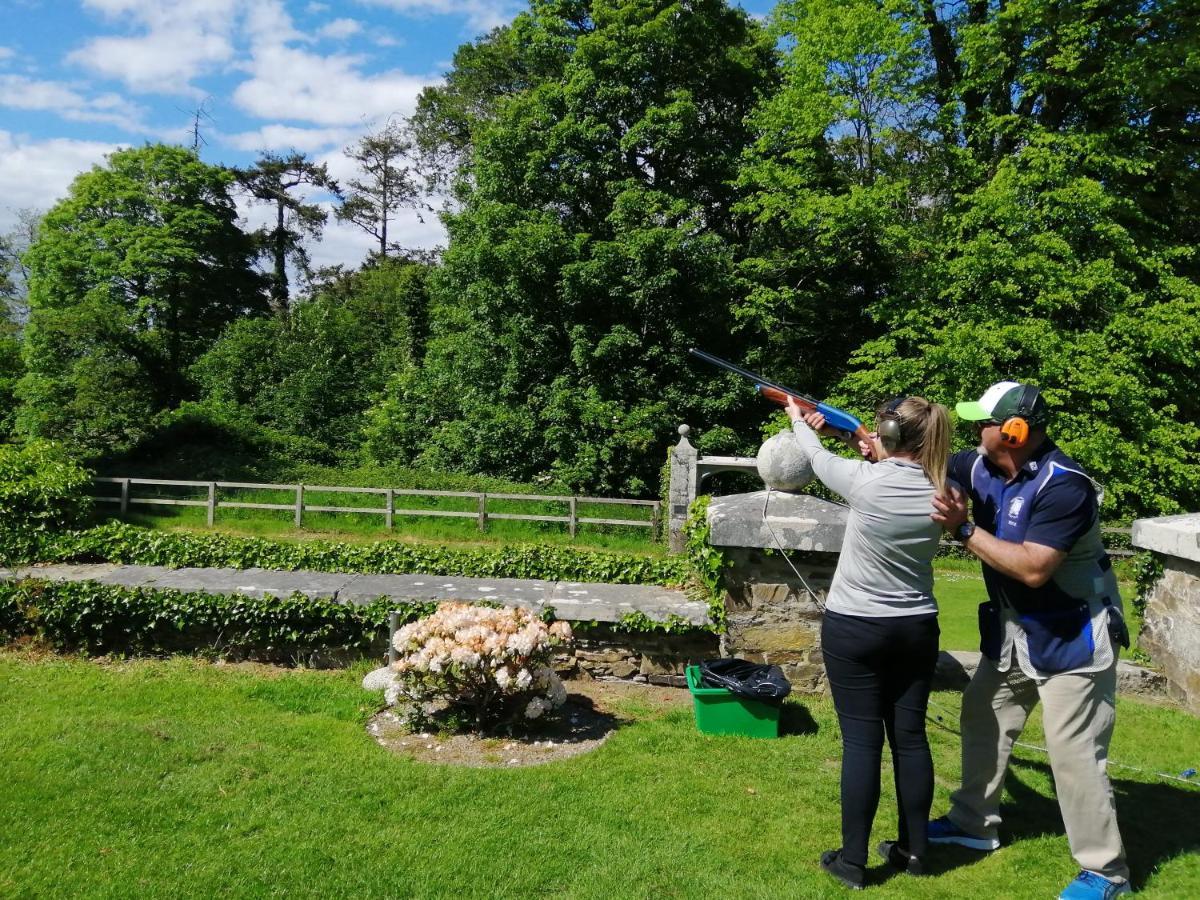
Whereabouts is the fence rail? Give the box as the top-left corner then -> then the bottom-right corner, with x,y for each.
91,477 -> 661,538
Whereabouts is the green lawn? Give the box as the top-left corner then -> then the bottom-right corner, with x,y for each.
934,558 -> 1143,658
2,651 -> 1196,898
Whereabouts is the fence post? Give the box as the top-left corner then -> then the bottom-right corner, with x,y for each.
651,501 -> 661,539
477,492 -> 488,532
668,424 -> 698,553
388,610 -> 400,666
207,482 -> 216,527
569,497 -> 578,539
120,478 -> 130,515
295,484 -> 304,528
386,488 -> 394,531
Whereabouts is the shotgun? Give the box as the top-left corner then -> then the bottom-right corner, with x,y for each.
688,348 -> 873,447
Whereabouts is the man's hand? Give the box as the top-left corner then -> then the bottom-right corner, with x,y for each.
931,486 -> 969,533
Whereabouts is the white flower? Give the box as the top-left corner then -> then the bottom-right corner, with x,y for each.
515,668 -> 533,690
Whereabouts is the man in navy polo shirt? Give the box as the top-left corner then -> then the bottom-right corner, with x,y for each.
926,382 -> 1131,900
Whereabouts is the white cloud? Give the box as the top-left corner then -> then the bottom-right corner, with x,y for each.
358,0 -> 520,32
0,47 -> 15,63
0,131 -> 122,230
306,203 -> 445,270
69,0 -> 240,94
0,75 -> 146,131
318,18 -> 363,40
306,2 -> 330,12
222,123 -> 360,154
232,44 -> 429,126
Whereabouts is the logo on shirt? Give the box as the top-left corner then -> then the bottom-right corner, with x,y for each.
1008,496 -> 1025,521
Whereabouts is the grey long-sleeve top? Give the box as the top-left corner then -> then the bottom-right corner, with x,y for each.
792,420 -> 941,617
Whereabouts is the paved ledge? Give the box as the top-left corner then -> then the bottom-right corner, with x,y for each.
707,490 -> 848,551
1,564 -> 711,627
1132,512 -> 1200,563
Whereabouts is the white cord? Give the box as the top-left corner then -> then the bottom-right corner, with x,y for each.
761,486 -> 825,611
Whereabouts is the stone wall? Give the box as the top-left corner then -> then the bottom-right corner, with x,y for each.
557,624 -> 719,686
1132,512 -> 1200,714
718,546 -> 835,694
1137,554 -> 1200,714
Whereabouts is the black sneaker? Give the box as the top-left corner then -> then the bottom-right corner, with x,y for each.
820,849 -> 865,890
876,840 -> 925,876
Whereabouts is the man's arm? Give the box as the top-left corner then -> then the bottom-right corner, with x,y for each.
932,487 -> 1068,587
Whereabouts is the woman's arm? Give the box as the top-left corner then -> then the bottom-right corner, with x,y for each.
787,402 -> 870,500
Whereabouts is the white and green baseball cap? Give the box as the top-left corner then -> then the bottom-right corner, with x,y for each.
956,381 -> 1048,425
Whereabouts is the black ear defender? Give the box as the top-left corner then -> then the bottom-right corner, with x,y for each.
878,396 -> 906,451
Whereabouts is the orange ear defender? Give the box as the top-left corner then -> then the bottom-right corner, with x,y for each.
999,417 -> 1030,447
998,385 -> 1038,448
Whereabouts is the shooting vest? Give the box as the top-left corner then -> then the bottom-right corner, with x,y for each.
965,450 -> 1122,679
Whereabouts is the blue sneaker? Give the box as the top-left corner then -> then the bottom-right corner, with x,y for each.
926,816 -> 1000,851
1058,871 -> 1132,899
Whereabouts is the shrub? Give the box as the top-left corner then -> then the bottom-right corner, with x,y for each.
391,602 -> 573,731
40,522 -> 693,587
0,441 -> 93,564
0,579 -> 431,660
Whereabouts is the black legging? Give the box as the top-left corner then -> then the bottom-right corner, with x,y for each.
821,608 -> 940,867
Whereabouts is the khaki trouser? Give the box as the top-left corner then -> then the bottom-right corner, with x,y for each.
948,655 -> 1129,882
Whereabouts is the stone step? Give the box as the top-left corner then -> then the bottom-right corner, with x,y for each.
2,564 -> 711,627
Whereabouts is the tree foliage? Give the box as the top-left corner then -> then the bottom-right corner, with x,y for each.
382,0 -> 777,493
337,121 -> 421,257
193,257 -> 431,459
235,152 -> 339,314
17,145 -> 266,456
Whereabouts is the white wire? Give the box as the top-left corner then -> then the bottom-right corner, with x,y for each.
925,696 -> 1200,790
761,486 -> 825,611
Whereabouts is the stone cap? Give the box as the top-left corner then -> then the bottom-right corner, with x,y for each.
1132,513 -> 1200,564
706,490 -> 847,551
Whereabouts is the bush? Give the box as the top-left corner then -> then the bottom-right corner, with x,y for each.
0,579 -> 433,660
39,522 -> 692,586
392,602 -> 572,731
0,441 -> 93,564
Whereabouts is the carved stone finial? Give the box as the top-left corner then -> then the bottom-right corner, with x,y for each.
678,424 -> 691,438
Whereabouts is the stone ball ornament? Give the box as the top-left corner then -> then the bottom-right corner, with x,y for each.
756,429 -> 815,492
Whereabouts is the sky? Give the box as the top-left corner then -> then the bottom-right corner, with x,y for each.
0,0 -> 772,270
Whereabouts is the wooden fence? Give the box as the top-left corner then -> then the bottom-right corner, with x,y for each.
91,477 -> 661,538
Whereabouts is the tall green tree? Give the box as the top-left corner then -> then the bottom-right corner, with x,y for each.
827,0 -> 1200,516
18,144 -> 266,456
194,257 -> 431,459
337,121 -> 420,258
236,152 -> 339,314
378,0 -> 776,493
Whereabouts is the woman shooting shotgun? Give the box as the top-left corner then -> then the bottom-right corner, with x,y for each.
689,347 -> 951,889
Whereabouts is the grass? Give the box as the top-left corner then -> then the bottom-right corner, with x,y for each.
90,480 -> 664,556
1,649 -> 1196,898
932,556 -> 1143,660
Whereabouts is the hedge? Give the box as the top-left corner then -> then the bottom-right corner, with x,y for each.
0,579 -> 434,661
38,522 -> 693,586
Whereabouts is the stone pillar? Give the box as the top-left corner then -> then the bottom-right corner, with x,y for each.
667,425 -> 698,553
1132,512 -> 1200,714
707,491 -> 847,693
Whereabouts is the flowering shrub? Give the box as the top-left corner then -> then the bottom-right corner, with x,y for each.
391,602 -> 573,731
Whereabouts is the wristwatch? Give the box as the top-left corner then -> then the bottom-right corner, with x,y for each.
955,521 -> 977,543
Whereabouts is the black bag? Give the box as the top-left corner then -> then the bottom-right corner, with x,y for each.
699,658 -> 792,704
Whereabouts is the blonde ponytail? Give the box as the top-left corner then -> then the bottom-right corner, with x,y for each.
879,397 -> 952,493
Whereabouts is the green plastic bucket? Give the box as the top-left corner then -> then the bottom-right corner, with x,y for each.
686,664 -> 781,739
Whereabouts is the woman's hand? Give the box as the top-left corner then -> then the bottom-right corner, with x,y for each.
785,396 -> 805,423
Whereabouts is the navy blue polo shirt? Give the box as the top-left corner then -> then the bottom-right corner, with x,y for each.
948,440 -> 1101,612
